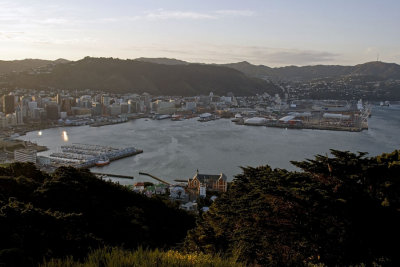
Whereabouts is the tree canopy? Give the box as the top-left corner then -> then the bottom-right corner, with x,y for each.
0,164 -> 195,266
185,149 -> 400,266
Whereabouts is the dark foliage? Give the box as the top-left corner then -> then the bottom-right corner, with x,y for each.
185,150 -> 400,266
0,165 -> 195,266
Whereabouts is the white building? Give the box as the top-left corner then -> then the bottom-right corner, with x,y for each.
14,149 -> 37,163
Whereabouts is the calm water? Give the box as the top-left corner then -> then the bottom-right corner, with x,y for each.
21,105 -> 400,184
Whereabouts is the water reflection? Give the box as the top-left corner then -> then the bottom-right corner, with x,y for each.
38,131 -> 42,136
62,131 -> 69,142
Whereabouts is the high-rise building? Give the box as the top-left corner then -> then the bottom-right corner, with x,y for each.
3,95 -> 15,114
46,103 -> 59,120
101,95 -> 111,106
16,106 -> 23,125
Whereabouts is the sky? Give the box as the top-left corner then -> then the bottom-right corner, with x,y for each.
0,0 -> 399,66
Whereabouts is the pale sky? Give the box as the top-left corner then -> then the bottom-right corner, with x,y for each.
0,0 -> 399,66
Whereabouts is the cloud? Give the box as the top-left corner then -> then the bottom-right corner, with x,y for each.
214,10 -> 255,17
144,9 -> 216,20
140,8 -> 255,21
266,51 -> 339,65
0,31 -> 25,40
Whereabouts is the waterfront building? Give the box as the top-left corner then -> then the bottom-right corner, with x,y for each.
151,100 -> 177,114
128,100 -> 139,113
110,103 -> 122,116
185,101 -> 197,112
101,95 -> 111,106
92,102 -> 102,116
120,103 -> 129,114
14,149 -> 37,163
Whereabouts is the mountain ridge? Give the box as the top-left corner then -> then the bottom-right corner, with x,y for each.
3,57 -> 279,96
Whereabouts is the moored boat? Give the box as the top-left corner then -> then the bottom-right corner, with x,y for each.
95,157 -> 110,166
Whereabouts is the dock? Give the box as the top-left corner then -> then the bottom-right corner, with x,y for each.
48,143 -> 143,168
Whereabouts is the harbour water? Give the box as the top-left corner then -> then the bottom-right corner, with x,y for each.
20,105 -> 400,185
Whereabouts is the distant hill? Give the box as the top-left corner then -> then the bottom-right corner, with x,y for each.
0,58 -> 69,74
351,61 -> 400,79
224,61 -> 400,81
134,57 -> 189,65
5,57 -> 280,96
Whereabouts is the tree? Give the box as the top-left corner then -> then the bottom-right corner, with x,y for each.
185,150 -> 400,266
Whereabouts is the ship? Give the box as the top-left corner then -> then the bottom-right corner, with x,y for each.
95,157 -> 110,167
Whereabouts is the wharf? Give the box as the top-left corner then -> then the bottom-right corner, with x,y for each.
92,172 -> 134,179
48,143 -> 143,169
264,123 -> 366,132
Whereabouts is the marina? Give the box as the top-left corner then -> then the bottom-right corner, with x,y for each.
46,143 -> 143,169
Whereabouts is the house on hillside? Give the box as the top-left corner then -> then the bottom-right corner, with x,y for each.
133,182 -> 145,193
188,170 -> 227,195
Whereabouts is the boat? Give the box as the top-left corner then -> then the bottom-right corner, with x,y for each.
95,157 -> 110,167
380,101 -> 390,107
171,114 -> 183,121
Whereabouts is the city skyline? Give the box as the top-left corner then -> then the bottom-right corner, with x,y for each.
0,0 -> 399,66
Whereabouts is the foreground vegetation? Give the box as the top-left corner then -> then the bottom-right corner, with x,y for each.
1,149 -> 400,266
41,247 -> 243,267
0,164 -> 195,266
185,149 -> 400,266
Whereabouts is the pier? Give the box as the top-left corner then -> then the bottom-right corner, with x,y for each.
92,172 -> 134,179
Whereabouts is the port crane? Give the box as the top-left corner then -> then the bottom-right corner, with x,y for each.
139,172 -> 171,185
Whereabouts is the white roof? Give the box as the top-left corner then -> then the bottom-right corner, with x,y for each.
200,113 -> 212,118
279,115 -> 295,122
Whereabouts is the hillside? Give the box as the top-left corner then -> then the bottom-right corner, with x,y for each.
0,59 -> 69,74
224,61 -> 400,81
134,57 -> 189,65
4,57 -> 280,96
0,163 -> 195,266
